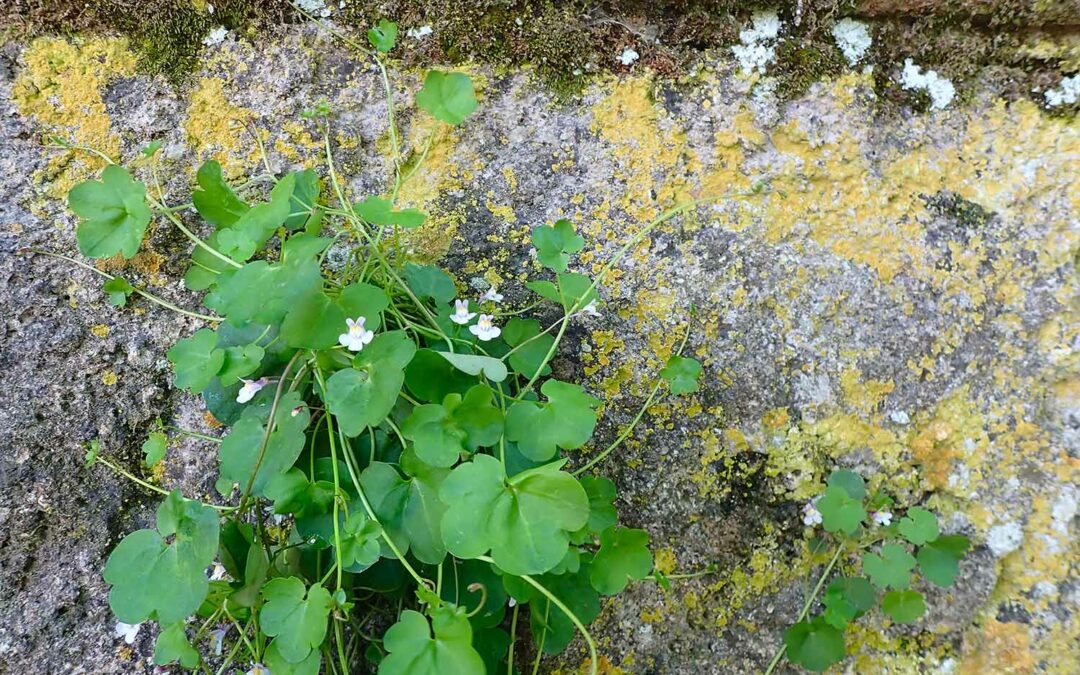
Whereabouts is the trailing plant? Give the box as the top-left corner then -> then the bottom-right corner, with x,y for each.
47,17 -> 710,675
764,470 -> 972,673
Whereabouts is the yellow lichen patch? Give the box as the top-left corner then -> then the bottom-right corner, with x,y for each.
959,619 -> 1036,674
101,370 -> 118,386
97,249 -> 167,285
183,77 -> 261,180
13,37 -> 137,196
90,324 -> 109,338
653,547 -> 677,575
909,387 -> 988,491
273,120 -> 322,166
840,368 -> 895,415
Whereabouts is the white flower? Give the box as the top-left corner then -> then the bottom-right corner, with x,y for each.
209,562 -> 227,581
802,502 -> 823,526
202,26 -> 229,47
407,25 -> 433,40
450,299 -> 477,325
338,316 -> 375,352
508,597 -> 517,608
236,378 -> 268,404
899,58 -> 955,110
246,664 -> 271,675
871,510 -> 893,526
831,19 -> 871,65
114,622 -> 141,645
469,314 -> 501,341
479,287 -> 504,304
619,48 -> 640,66
209,626 -> 228,656
578,300 -> 600,317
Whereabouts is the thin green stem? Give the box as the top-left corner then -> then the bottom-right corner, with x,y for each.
148,195 -> 242,270
507,603 -> 520,675
93,455 -> 234,512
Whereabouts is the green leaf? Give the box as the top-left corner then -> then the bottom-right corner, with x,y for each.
897,507 -> 940,546
435,351 -> 508,382
555,272 -> 598,312
217,343 -> 265,386
827,469 -> 866,500
281,281 -> 388,349
502,318 -> 553,378
103,277 -> 134,306
404,263 -> 456,303
531,219 -> 584,272
526,564 -> 600,654
816,485 -> 867,536
863,542 -> 916,590
354,196 -> 426,228
440,454 -> 589,575
822,576 -> 875,629
69,165 -> 152,259
361,454 -> 449,565
323,331 -> 417,436
215,173 -> 295,261
917,535 -> 970,587
783,617 -> 846,672
141,140 -> 162,157
416,70 -> 478,126
590,526 -> 653,595
265,639 -> 321,675
405,349 -> 475,402
659,355 -> 702,395
402,385 -> 504,467
192,159 -> 249,228
154,623 -> 199,668
167,329 -> 226,394
881,590 -> 926,623
103,491 -> 219,624
505,380 -> 599,461
142,431 -> 167,468
218,391 -> 310,496
473,627 -> 511,675
286,169 -> 321,230
379,606 -> 485,675
367,18 -> 398,52
577,475 -> 617,537
260,577 -> 333,664
339,510 -> 383,572
209,257 -> 321,325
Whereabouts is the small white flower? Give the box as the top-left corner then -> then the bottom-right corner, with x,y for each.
802,502 -> 823,526
114,622 -> 141,645
236,378 -> 268,404
450,299 -> 477,325
479,287 -> 504,304
202,26 -> 229,47
246,664 -> 271,675
508,597 -> 517,608
619,48 -> 640,66
209,626 -> 228,656
578,300 -> 600,317
339,316 -> 375,352
407,25 -> 433,40
209,562 -> 227,581
469,314 -> 502,341
871,510 -> 893,526
207,3 -> 214,14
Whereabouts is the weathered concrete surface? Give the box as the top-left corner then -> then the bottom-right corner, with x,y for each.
0,17 -> 1077,675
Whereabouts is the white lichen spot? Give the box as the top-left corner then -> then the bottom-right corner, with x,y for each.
296,0 -> 331,18
619,48 -> 640,66
202,26 -> 229,47
407,25 -> 433,40
731,10 -> 782,75
900,58 -> 955,110
831,18 -> 872,65
889,410 -> 910,425
1051,485 -> 1077,536
986,521 -> 1024,557
1044,74 -> 1080,107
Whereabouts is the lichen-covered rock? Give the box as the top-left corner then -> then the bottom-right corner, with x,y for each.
0,18 -> 1076,674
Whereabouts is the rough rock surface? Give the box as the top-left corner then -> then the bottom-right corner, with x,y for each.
0,16 -> 1077,675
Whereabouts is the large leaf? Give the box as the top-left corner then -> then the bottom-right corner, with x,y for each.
783,617 -> 846,672
378,606 -> 484,675
167,328 -> 226,394
589,526 -> 653,595
504,380 -> 599,461
360,452 -> 449,565
69,165 -> 152,259
217,391 -> 310,496
863,542 -> 916,590
323,331 -> 416,436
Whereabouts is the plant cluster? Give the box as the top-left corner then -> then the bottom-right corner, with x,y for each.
60,18 -> 706,675
765,470 -> 972,673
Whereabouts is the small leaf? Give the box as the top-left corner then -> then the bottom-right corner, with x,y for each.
404,263 -> 456,303
103,277 -> 134,306
217,343 -> 265,386
917,535 -> 970,587
69,165 -> 152,259
339,511 -> 383,572
577,475 -> 617,536
505,380 -> 599,462
863,542 -> 916,590
826,469 -> 866,500
660,355 -> 702,395
141,140 -> 163,157
783,617 -> 846,672
260,577 -> 333,664
897,507 -> 940,546
405,348 -> 475,402
531,219 -> 583,272
435,351 -> 508,382
192,159 -> 249,228
403,385 -> 503,467
361,453 -> 449,565
265,639 -> 321,675
142,431 -> 167,468
218,391 -> 311,497
379,606 -> 485,675
367,18 -> 398,52
154,623 -> 199,668
502,318 -> 553,378
816,485 -> 867,536
822,576 -> 875,629
590,526 -> 653,595
167,329 -> 226,394
416,70 -> 478,126
881,589 -> 926,623
525,564 -> 600,654
323,331 -> 417,436
354,195 -> 427,228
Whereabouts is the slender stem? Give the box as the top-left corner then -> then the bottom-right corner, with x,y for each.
93,455 -> 234,511
237,351 -> 303,513
507,603 -> 520,675
476,556 -> 598,675
148,196 -> 242,270
762,544 -> 845,675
